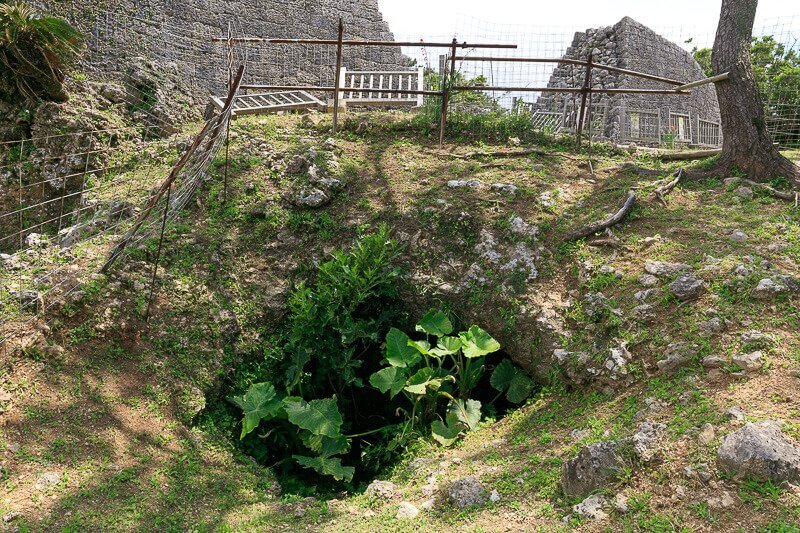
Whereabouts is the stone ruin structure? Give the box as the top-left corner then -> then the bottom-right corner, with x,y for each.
35,0 -> 409,97
533,17 -> 722,147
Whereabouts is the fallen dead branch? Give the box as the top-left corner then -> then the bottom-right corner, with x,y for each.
562,190 -> 637,242
656,149 -> 721,161
737,178 -> 798,203
426,148 -> 578,160
653,168 -> 684,206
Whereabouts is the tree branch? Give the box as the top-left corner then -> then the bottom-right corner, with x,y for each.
562,190 -> 637,242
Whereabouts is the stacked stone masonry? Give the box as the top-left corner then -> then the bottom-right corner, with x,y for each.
534,17 -> 722,146
37,0 -> 409,97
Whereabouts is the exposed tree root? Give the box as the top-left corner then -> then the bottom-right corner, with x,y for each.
737,178 -> 799,204
562,190 -> 636,242
653,168 -> 684,206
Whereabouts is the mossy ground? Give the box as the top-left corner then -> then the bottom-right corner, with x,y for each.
1,111 -> 799,531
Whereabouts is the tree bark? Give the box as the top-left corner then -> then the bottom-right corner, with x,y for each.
712,0 -> 799,187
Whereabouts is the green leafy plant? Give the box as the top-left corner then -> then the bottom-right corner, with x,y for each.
370,309 -> 531,447
0,2 -> 83,103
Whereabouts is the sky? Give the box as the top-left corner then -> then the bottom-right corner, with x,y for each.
378,0 -> 797,39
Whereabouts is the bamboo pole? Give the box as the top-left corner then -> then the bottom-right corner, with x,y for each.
672,72 -> 730,91
211,37 -> 517,48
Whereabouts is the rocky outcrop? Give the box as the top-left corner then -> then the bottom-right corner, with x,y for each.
717,421 -> 800,483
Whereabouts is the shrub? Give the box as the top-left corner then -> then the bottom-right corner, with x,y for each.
0,2 -> 83,104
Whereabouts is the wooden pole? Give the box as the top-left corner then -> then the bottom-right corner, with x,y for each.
146,182 -> 172,322
333,18 -> 344,134
439,38 -> 457,147
576,52 -> 593,150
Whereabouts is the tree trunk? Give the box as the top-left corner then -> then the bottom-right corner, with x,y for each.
712,0 -> 799,187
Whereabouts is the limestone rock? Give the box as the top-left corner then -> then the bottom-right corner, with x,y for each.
365,480 -> 395,500
657,342 -> 694,373
740,331 -> 775,351
573,494 -> 609,520
34,471 -> 60,491
645,260 -> 691,277
732,351 -> 763,371
447,179 -> 481,189
446,477 -> 487,508
669,272 -> 704,301
717,421 -> 800,483
395,501 -> 420,519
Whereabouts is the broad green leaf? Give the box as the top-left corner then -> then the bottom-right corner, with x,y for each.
230,382 -> 283,439
293,455 -> 355,482
283,397 -> 343,438
506,371 -> 535,404
416,309 -> 453,337
429,336 -> 462,356
408,338 -> 431,355
369,367 -> 407,398
301,432 -> 350,457
459,326 -> 501,358
490,359 -> 517,392
491,359 -> 534,404
431,412 -> 465,446
404,367 -> 443,395
449,398 -> 482,431
385,328 -> 421,368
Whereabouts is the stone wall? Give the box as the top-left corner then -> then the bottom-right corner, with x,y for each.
535,17 -> 721,145
37,0 -> 409,97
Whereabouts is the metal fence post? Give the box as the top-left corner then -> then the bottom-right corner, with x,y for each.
333,18 -> 344,134
439,38 -> 458,147
576,52 -> 593,150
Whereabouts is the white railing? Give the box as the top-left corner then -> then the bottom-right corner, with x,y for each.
697,118 -> 722,147
338,67 -> 424,107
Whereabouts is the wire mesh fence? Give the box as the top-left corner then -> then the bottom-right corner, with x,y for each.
0,11 -> 248,345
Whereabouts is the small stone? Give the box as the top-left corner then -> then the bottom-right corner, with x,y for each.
740,331 -> 775,351
34,471 -> 60,491
447,179 -> 482,189
733,351 -> 763,371
395,502 -> 420,519
657,342 -> 694,373
632,304 -> 654,322
420,499 -> 435,510
638,274 -> 659,287
2,512 -> 21,524
729,230 -> 748,242
669,272 -> 705,301
734,186 -> 753,200
489,489 -> 501,503
698,423 -> 716,445
645,260 -> 692,277
365,480 -> 395,500
727,406 -> 746,422
634,288 -> 660,301
708,491 -> 736,508
571,428 -> 591,441
698,317 -> 725,337
702,355 -> 726,369
674,485 -> 688,499
752,278 -> 787,300
573,494 -> 609,520
447,477 -> 487,508
613,494 -> 629,513
490,183 -> 517,195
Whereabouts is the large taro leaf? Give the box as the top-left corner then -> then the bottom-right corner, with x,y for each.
431,411 -> 465,447
448,398 -> 482,431
416,309 -> 453,337
369,366 -> 407,398
408,338 -> 431,355
283,397 -> 343,438
404,367 -> 446,395
301,432 -> 350,457
230,382 -> 283,439
490,359 -> 534,404
385,327 -> 421,368
293,455 -> 355,482
459,325 -> 501,358
429,336 -> 462,357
